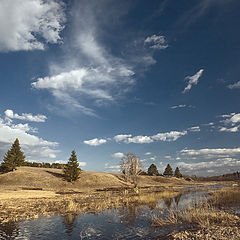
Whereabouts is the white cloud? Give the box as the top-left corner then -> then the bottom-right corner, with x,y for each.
178,157 -> 240,176
0,0 -> 65,52
5,109 -> 47,122
31,2 -> 136,116
83,138 -> 107,146
79,162 -> 87,167
181,148 -> 240,156
114,134 -> 132,143
228,81 -> 240,89
170,104 -> 195,109
144,35 -> 168,50
112,152 -> 124,158
113,130 -> 187,144
182,69 -> 204,93
145,152 -> 152,155
0,117 -> 58,161
218,113 -> 240,132
219,126 -> 239,132
170,104 -> 186,109
128,136 -> 153,144
152,131 -> 187,142
188,126 -> 200,132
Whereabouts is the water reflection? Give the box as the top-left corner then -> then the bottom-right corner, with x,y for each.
0,221 -> 19,240
63,214 -> 77,236
0,190 -> 211,239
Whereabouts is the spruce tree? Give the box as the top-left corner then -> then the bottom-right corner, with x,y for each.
64,150 -> 81,182
11,138 -> 25,166
147,163 -> 159,176
1,150 -> 16,172
1,138 -> 25,172
163,164 -> 173,177
174,167 -> 182,178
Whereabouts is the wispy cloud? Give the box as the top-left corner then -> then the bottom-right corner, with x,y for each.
182,69 -> 204,93
5,109 -> 47,122
188,126 -> 200,132
218,112 -> 240,132
0,0 -> 65,52
170,104 -> 195,109
31,1 -> 136,116
144,34 -> 168,50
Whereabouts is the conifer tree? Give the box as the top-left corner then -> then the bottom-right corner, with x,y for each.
1,150 -> 16,172
163,164 -> 173,177
147,163 -> 159,176
174,167 -> 182,178
11,138 -> 25,166
64,150 -> 81,182
1,138 -> 25,172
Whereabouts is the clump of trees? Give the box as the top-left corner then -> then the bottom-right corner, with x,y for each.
64,150 -> 81,182
120,153 -> 142,186
163,164 -> 182,178
1,138 -> 25,172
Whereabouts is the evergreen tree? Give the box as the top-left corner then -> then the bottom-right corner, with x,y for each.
163,164 -> 173,177
1,138 -> 25,172
64,150 -> 81,182
11,138 -> 25,166
147,163 -> 159,176
1,150 -> 16,172
174,167 -> 182,178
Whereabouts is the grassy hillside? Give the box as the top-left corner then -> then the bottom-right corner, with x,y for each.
0,167 -> 188,191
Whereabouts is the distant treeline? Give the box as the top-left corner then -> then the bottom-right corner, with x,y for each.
196,171 -> 240,181
22,161 -> 66,169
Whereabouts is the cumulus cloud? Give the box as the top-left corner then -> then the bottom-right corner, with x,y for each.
144,35 -> 168,50
113,130 -> 187,144
112,152 -> 124,158
227,81 -> 240,89
114,134 -> 132,143
0,117 -> 59,161
182,69 -> 204,93
83,138 -> 107,146
152,131 -> 187,142
128,136 -> 153,144
5,109 -> 47,122
0,0 -> 65,52
79,162 -> 87,167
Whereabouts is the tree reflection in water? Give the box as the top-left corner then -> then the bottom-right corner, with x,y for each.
118,204 -> 139,227
0,221 -> 19,240
63,214 -> 77,236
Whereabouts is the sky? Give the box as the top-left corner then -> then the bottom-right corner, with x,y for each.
0,0 -> 240,176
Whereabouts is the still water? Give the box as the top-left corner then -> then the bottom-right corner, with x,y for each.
0,191 -> 208,240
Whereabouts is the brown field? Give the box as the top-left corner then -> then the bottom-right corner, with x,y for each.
0,166 -> 232,224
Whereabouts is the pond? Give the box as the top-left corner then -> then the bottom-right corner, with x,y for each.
0,190 -> 210,239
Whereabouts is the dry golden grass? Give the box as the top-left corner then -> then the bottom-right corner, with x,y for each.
210,187 -> 240,207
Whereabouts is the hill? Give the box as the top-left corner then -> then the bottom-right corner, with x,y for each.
0,166 -> 188,192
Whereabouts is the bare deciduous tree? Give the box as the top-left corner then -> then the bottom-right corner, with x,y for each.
120,153 -> 142,187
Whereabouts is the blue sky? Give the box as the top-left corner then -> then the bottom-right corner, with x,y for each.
1,0 -> 240,176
